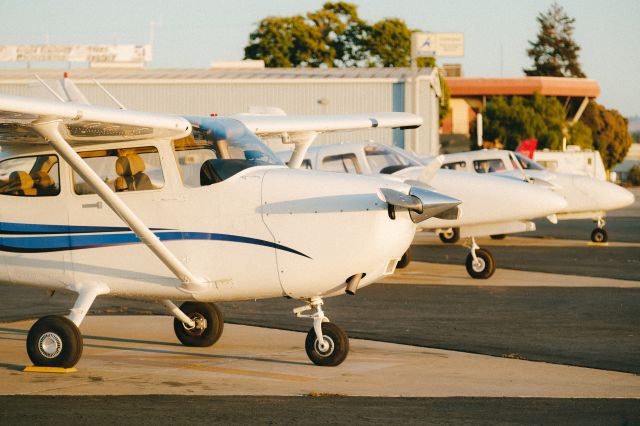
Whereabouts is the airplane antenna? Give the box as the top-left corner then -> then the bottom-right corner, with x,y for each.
34,74 -> 66,103
93,79 -> 127,110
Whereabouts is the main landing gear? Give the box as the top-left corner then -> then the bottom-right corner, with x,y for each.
396,248 -> 412,269
464,237 -> 496,279
294,297 -> 349,366
591,217 -> 608,243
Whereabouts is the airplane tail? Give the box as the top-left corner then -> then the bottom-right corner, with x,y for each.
516,138 -> 538,159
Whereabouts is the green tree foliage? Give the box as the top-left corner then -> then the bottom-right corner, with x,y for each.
568,121 -> 593,150
628,165 -> 640,186
367,18 -> 410,67
632,132 -> 640,144
581,101 -> 633,169
524,2 -> 585,78
482,95 -> 565,150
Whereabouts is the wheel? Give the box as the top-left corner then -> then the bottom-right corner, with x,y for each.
591,228 -> 608,243
173,302 -> 224,347
490,234 -> 506,240
305,322 -> 349,367
465,248 -> 496,279
438,227 -> 460,244
26,315 -> 83,368
396,249 -> 412,269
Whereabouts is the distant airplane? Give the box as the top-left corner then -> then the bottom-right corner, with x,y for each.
441,149 -> 635,242
275,142 -> 567,279
0,78 -> 461,368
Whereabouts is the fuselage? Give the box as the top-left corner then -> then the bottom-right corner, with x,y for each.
0,120 -> 417,302
441,149 -> 635,220
287,142 -> 567,233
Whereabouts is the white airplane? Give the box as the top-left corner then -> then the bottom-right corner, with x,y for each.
0,84 -> 462,369
440,149 -> 635,243
276,142 -> 567,279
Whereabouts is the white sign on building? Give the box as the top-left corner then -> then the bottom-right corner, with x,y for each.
414,32 -> 464,57
0,45 -> 152,66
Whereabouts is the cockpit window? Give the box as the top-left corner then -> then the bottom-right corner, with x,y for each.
0,155 -> 60,197
364,144 -> 420,174
513,152 -> 545,170
173,118 -> 283,187
473,158 -> 506,173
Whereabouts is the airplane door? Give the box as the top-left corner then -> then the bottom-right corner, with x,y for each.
0,154 -> 70,286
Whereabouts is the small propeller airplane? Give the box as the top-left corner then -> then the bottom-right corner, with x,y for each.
276,141 -> 567,279
0,77 -> 462,369
440,149 -> 635,243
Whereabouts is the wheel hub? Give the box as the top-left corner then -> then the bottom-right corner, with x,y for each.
183,313 -> 207,336
472,258 -> 486,272
315,335 -> 335,357
38,332 -> 62,358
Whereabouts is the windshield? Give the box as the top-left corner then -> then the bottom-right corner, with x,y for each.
174,117 -> 283,186
513,152 -> 545,170
364,143 -> 421,174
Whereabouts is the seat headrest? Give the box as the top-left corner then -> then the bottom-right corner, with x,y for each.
31,170 -> 54,189
116,154 -> 146,177
9,171 -> 34,191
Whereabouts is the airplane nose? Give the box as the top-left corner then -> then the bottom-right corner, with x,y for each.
573,176 -> 635,211
380,186 -> 461,223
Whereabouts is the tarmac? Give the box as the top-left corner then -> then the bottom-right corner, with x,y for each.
0,188 -> 638,423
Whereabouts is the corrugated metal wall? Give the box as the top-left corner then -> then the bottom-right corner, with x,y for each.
0,78 -> 438,153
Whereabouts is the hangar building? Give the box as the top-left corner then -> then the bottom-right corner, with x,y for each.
0,68 -> 442,155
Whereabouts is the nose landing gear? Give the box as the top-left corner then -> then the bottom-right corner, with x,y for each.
464,237 -> 496,279
591,217 -> 608,243
294,297 -> 349,366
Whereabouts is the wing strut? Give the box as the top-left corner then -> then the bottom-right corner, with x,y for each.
33,119 -> 209,293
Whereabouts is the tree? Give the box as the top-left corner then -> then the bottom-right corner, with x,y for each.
524,2 -> 585,78
482,95 -> 566,151
568,121 -> 593,150
581,101 -> 633,169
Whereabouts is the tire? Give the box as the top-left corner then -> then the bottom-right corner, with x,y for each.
396,249 -> 411,269
591,228 -> 608,243
305,322 -> 349,367
173,302 -> 224,347
490,234 -> 506,240
26,315 -> 83,368
438,227 -> 460,244
465,248 -> 496,279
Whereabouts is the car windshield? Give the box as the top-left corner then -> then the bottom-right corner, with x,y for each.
514,152 -> 545,170
364,143 -> 421,174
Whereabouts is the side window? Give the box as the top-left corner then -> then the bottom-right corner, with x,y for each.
300,159 -> 313,170
473,159 -> 506,173
321,154 -> 360,174
0,155 -> 60,197
442,161 -> 466,171
73,146 -> 164,195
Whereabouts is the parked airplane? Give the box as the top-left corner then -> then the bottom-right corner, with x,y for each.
440,149 -> 635,242
275,142 -> 567,279
0,87 -> 461,368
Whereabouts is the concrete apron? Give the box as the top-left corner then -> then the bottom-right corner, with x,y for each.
0,316 -> 639,397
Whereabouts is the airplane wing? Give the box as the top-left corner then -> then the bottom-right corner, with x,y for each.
0,93 -> 191,145
233,112 -> 422,169
234,112 -> 422,138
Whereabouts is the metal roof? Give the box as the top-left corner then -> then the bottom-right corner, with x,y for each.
446,77 -> 600,98
0,67 -> 436,82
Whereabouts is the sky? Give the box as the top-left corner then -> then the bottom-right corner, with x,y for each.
1,0 -> 639,117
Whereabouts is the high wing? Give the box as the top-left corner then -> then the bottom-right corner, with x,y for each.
233,112 -> 423,169
234,112 -> 422,137
0,93 -> 191,145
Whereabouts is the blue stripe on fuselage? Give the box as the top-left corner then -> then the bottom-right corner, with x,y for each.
0,229 -> 310,259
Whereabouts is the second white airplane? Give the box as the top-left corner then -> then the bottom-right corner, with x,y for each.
277,142 -> 567,279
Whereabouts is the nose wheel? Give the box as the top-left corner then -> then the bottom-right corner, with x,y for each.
438,227 -> 460,244
464,238 -> 496,279
591,218 -> 608,243
396,248 -> 412,269
295,297 -> 349,366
